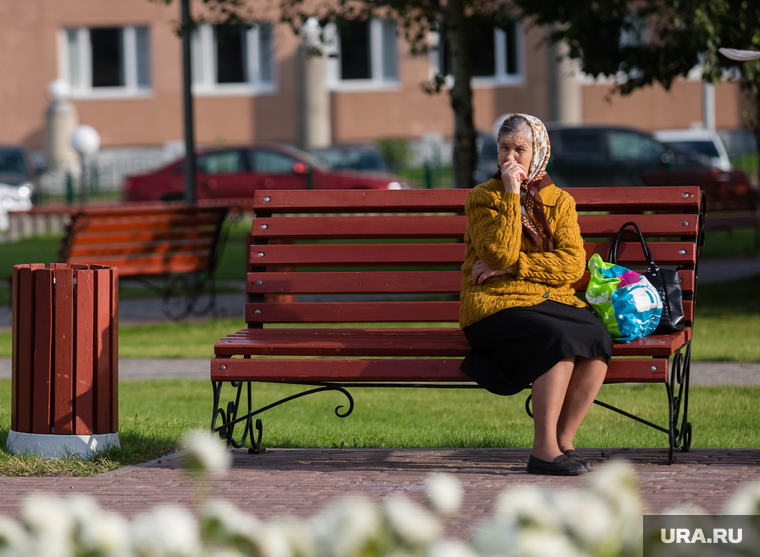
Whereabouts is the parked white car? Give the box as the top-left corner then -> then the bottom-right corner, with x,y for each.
0,182 -> 32,231
652,129 -> 733,171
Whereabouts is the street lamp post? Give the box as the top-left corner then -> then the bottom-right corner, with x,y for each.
70,125 -> 101,203
181,0 -> 197,206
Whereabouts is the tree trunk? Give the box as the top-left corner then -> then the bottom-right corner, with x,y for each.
753,87 -> 760,186
445,0 -> 477,189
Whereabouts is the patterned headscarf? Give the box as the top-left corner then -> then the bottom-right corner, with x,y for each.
494,113 -> 555,251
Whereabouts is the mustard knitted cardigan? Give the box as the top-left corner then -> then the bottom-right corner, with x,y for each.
459,178 -> 587,329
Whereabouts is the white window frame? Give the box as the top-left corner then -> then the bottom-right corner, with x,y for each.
191,22 -> 277,96
428,24 -> 525,89
58,26 -> 153,99
324,19 -> 401,93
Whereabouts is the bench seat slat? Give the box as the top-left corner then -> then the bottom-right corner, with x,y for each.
251,188 -> 701,214
251,214 -> 698,240
215,328 -> 687,357
250,242 -> 696,267
247,270 -> 695,295
210,356 -> 668,383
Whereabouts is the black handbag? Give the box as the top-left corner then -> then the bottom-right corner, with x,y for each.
609,221 -> 685,334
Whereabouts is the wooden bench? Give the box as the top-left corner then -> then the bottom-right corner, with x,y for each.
211,187 -> 705,464
60,204 -> 230,320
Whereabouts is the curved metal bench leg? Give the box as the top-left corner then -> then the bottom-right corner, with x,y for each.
672,342 -> 692,454
211,377 -> 356,452
211,380 -> 255,449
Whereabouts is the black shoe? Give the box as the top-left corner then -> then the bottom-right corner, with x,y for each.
564,449 -> 593,471
527,455 -> 587,476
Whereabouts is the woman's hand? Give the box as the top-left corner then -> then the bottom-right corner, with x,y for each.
500,160 -> 528,194
471,259 -> 514,284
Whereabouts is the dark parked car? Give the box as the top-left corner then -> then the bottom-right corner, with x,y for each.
310,144 -> 390,172
545,125 -> 710,188
474,125 -> 755,210
123,143 -> 412,202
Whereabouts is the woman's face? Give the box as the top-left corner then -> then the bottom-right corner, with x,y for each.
497,131 -> 533,175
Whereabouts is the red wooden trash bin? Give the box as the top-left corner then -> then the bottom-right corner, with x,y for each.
6,263 -> 120,458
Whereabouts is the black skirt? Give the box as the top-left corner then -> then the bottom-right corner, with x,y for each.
461,300 -> 613,396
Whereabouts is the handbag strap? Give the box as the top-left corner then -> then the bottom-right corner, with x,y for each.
609,221 -> 660,273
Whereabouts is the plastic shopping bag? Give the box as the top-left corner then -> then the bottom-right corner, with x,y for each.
585,253 -> 663,343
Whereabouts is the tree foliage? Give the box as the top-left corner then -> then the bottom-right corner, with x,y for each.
155,0 -> 518,188
514,0 -> 760,146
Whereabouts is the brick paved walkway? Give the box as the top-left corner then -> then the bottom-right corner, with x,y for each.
0,448 -> 757,537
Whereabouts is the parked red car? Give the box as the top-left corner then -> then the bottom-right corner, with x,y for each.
123,143 -> 413,202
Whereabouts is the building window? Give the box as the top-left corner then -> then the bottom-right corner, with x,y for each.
325,19 -> 399,91
63,26 -> 151,97
191,23 -> 276,95
434,19 -> 523,86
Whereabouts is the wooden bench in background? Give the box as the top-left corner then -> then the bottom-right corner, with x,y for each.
210,187 -> 705,464
60,204 -> 229,320
643,169 -> 758,251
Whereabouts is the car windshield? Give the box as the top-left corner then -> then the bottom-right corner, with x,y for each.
312,148 -> 389,172
477,136 -> 498,165
664,140 -> 720,159
0,148 -> 28,174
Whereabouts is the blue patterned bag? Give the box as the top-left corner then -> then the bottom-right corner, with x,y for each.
586,253 -> 663,343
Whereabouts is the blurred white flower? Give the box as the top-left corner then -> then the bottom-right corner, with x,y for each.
267,517 -> 315,557
471,517 -> 519,555
511,530 -> 586,557
383,495 -> 442,547
425,474 -> 463,516
202,499 -> 263,541
427,539 -> 479,557
66,497 -> 130,557
586,460 -> 643,549
587,460 -> 639,504
183,430 -> 232,476
20,495 -> 73,557
662,504 -> 707,515
0,516 -> 27,554
723,482 -> 760,515
252,525 -> 292,557
551,490 -> 623,557
494,488 -> 563,532
132,505 -> 201,557
311,496 -> 381,557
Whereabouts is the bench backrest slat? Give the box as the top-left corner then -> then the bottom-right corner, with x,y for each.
246,301 -> 461,323
247,187 -> 703,327
67,229 -> 219,245
247,270 -> 696,295
252,187 -> 701,213
250,242 -> 696,267
61,206 -> 228,277
252,214 -> 699,239
69,240 -> 215,258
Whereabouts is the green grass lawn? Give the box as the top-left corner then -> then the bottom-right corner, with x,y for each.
0,379 -> 757,476
0,215 -> 758,474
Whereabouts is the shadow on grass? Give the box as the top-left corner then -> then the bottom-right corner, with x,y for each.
696,273 -> 760,317
0,428 -> 182,477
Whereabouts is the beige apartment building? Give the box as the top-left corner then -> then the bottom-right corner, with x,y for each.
0,0 -> 754,156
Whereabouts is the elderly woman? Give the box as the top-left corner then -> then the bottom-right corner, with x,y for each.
460,114 -> 613,476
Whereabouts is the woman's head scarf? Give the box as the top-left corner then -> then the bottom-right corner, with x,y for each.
494,113 -> 555,251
